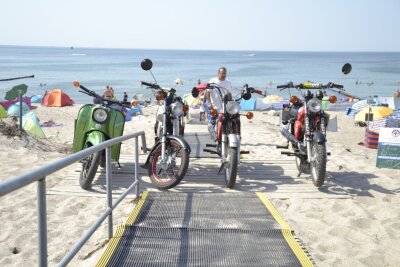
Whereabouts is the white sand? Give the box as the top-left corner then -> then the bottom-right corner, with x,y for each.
0,103 -> 399,266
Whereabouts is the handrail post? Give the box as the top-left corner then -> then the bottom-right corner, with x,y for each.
135,137 -> 140,197
37,177 -> 48,267
141,133 -> 148,154
105,147 -> 113,239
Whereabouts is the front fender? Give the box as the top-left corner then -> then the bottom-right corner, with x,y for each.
141,136 -> 191,169
228,133 -> 239,148
86,131 -> 106,146
313,131 -> 326,144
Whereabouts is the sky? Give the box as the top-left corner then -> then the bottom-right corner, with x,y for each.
1,0 -> 399,52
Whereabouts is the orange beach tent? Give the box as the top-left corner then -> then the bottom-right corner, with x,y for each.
41,89 -> 74,107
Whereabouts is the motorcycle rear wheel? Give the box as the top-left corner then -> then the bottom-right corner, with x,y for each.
80,144 -> 101,190
148,139 -> 189,189
310,142 -> 327,187
225,146 -> 238,188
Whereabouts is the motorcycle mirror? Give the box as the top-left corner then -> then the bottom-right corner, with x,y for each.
141,59 -> 153,71
73,81 -> 80,87
242,92 -> 251,100
192,87 -> 200,98
342,63 -> 352,75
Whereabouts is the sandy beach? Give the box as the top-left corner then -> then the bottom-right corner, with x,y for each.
0,103 -> 399,266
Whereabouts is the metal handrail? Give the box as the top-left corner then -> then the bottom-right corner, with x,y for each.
0,131 -> 147,267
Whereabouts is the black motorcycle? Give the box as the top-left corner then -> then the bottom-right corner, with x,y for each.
140,59 -> 191,189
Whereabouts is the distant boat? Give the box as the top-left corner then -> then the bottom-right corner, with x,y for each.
70,46 -> 74,50
248,53 -> 256,57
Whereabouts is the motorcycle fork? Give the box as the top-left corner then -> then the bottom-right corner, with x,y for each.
232,117 -> 241,163
161,100 -> 168,165
305,114 -> 313,163
221,116 -> 228,162
172,116 -> 178,136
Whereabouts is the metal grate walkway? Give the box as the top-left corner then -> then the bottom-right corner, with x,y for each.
96,192 -> 314,267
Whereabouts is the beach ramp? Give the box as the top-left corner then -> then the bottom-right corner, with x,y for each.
96,191 -> 313,267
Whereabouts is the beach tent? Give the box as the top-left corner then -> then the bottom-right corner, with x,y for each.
0,104 -> 6,118
22,112 -> 46,139
30,95 -> 43,103
42,89 -> 74,107
346,99 -> 369,117
7,102 -> 30,117
354,106 -> 393,122
240,98 -> 256,111
0,97 -> 32,110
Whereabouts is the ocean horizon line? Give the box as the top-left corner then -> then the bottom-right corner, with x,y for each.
1,44 -> 399,54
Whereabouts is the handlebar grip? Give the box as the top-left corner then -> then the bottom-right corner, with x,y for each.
277,84 -> 288,89
141,81 -> 153,87
252,88 -> 264,95
79,84 -> 90,91
332,83 -> 344,89
121,101 -> 132,108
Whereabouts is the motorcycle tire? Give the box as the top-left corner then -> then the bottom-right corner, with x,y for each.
310,142 -> 327,187
225,146 -> 238,188
148,138 -> 189,189
80,145 -> 101,190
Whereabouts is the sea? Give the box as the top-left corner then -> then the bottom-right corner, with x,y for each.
0,45 -> 399,104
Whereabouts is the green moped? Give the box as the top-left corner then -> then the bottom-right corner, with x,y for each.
72,81 -> 132,189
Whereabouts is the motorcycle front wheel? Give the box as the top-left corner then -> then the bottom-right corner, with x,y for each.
148,139 -> 189,189
80,144 -> 101,190
225,146 -> 238,188
310,142 -> 327,187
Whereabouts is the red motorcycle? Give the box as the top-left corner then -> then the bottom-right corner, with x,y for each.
276,63 -> 352,187
192,83 -> 263,188
277,82 -> 342,187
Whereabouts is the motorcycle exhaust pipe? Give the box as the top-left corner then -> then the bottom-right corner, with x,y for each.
280,127 -> 299,148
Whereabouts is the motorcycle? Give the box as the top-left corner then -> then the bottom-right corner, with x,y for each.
192,83 -> 263,188
153,84 -> 188,142
277,63 -> 352,188
140,59 -> 191,189
72,81 -> 132,189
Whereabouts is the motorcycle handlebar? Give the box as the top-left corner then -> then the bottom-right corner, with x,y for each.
277,82 -> 344,90
277,84 -> 290,89
328,83 -> 344,89
141,81 -> 160,89
250,88 -> 264,96
121,101 -> 132,108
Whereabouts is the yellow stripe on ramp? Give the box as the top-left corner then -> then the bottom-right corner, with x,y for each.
256,192 -> 314,267
95,191 -> 149,267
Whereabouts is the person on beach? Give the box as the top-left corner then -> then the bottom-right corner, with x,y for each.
205,67 -> 232,139
103,86 -> 116,100
123,92 -> 128,102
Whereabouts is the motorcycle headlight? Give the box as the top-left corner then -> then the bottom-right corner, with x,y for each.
171,102 -> 184,117
226,101 -> 241,115
93,108 -> 108,123
307,98 -> 321,113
